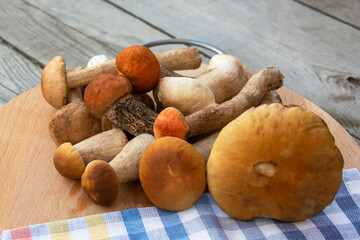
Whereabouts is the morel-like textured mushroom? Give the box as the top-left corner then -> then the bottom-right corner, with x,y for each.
207,103 -> 344,222
140,137 -> 206,211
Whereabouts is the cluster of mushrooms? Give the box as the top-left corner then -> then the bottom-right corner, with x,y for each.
41,45 -> 344,222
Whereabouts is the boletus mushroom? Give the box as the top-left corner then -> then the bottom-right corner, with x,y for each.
140,137 -> 206,211
207,103 -> 344,222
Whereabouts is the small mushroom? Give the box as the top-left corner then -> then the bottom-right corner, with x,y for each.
139,137 -> 206,211
49,102 -> 101,145
87,55 -> 109,68
153,107 -> 189,139
153,77 -> 216,116
53,128 -> 128,179
207,103 -> 344,222
81,160 -> 120,205
116,45 -> 161,93
81,134 -> 155,205
84,74 -> 158,136
196,54 -> 252,103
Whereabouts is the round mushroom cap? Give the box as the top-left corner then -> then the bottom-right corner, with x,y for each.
41,56 -> 68,109
53,142 -> 85,179
153,107 -> 190,140
116,45 -> 161,93
81,160 -> 120,205
140,137 -> 206,211
49,102 -> 101,145
84,73 -> 132,118
207,103 -> 344,222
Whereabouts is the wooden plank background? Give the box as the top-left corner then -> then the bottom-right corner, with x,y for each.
0,0 -> 359,147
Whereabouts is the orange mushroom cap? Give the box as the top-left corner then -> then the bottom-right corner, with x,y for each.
84,73 -> 132,118
116,45 -> 161,93
153,107 -> 190,140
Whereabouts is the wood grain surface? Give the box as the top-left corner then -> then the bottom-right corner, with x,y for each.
0,81 -> 359,231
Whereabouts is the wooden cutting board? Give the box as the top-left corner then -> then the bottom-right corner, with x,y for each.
1,68 -> 359,231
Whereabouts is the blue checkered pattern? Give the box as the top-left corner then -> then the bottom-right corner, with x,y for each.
2,169 -> 360,240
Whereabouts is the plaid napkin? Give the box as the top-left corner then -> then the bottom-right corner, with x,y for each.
2,169 -> 360,240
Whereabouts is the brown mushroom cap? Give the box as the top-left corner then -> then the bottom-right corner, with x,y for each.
140,137 -> 206,211
81,160 -> 120,205
53,142 -> 85,179
41,56 -> 68,109
49,102 -> 101,145
84,73 -> 132,118
207,103 -> 344,222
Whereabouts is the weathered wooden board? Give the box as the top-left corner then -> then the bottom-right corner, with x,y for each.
109,0 -> 360,145
296,0 -> 360,28
0,83 -> 359,231
0,41 -> 42,106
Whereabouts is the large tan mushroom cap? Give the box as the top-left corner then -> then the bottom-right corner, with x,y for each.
53,142 -> 85,179
41,56 -> 68,109
49,102 -> 101,145
81,160 -> 120,205
140,137 -> 206,211
207,103 -> 344,222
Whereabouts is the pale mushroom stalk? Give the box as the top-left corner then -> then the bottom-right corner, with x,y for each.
41,47 -> 201,109
53,128 -> 128,179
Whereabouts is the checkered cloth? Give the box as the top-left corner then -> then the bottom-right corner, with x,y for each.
2,169 -> 360,240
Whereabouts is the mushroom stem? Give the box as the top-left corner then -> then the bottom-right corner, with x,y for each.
186,67 -> 284,138
74,128 -> 128,165
105,95 -> 158,136
109,134 -> 155,183
156,47 -> 201,70
67,87 -> 84,103
259,90 -> 282,105
192,132 -> 220,163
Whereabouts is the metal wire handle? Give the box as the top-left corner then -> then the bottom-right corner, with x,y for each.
143,38 -> 226,55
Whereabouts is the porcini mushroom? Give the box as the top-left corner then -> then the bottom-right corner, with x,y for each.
185,67 -> 284,137
153,107 -> 190,139
153,77 -> 216,116
139,137 -> 206,211
207,103 -> 344,222
196,54 -> 252,103
49,102 -> 101,145
81,134 -> 155,205
53,128 -> 128,179
41,47 -> 201,109
81,160 -> 120,205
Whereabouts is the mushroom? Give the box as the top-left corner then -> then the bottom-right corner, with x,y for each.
153,77 -> 216,116
49,102 -> 101,145
185,67 -> 284,138
81,160 -> 120,205
84,73 -> 158,136
81,134 -> 155,205
207,103 -> 344,222
153,107 -> 190,139
41,47 -> 201,109
259,90 -> 282,105
194,54 -> 252,103
87,55 -> 109,68
139,137 -> 206,211
53,128 -> 128,179
192,131 -> 219,163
